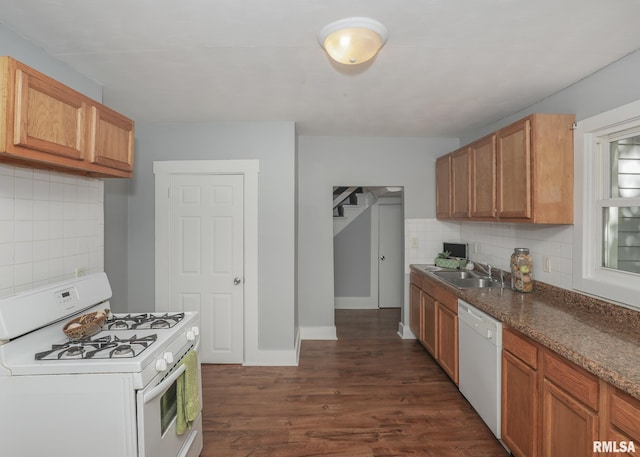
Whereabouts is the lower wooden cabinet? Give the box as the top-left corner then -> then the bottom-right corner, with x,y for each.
541,378 -> 598,457
436,302 -> 458,384
409,282 -> 421,339
502,344 -> 538,457
410,272 -> 458,385
420,292 -> 436,356
502,326 -> 640,457
607,388 -> 640,456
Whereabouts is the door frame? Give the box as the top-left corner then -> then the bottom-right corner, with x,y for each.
154,160 -> 259,364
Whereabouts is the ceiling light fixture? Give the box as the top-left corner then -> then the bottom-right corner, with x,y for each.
318,17 -> 388,65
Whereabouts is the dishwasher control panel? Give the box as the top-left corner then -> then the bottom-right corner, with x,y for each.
458,299 -> 502,346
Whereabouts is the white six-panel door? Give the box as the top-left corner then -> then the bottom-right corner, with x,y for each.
169,173 -> 244,363
378,203 -> 403,308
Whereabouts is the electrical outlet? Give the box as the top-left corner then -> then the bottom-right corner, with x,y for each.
543,256 -> 551,273
410,237 -> 419,248
75,267 -> 86,277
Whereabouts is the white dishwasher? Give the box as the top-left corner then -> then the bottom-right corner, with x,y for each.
458,299 -> 503,439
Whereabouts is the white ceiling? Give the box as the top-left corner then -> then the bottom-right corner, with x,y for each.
1,0 -> 640,137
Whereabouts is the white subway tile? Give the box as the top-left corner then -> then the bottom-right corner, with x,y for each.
0,198 -> 13,220
14,263 -> 32,286
14,177 -> 33,200
0,175 -> 14,199
14,242 -> 33,264
0,221 -> 14,243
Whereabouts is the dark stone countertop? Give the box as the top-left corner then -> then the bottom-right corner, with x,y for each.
410,264 -> 640,400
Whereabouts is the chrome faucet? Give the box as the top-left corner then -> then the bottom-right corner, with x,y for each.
476,262 -> 493,279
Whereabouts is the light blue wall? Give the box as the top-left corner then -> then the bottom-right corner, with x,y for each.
458,50 -> 640,143
128,122 -> 297,351
334,206 -> 372,297
0,24 -> 101,100
297,136 -> 459,332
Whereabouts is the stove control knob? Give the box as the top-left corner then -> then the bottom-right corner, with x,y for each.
187,326 -> 200,342
163,352 -> 174,364
155,358 -> 168,372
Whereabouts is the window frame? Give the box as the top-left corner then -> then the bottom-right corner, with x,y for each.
573,99 -> 640,309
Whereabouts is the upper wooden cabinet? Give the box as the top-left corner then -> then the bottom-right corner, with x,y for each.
470,134 -> 497,219
497,114 -> 574,223
0,56 -> 134,178
436,113 -> 575,224
450,147 -> 470,219
88,105 -> 134,172
435,155 -> 451,219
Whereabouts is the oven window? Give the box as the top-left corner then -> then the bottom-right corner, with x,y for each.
160,382 -> 178,435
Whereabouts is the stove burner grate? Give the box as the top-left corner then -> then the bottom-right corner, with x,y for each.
105,312 -> 185,330
35,334 -> 158,360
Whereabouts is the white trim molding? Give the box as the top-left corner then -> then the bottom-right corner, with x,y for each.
299,326 -> 338,340
573,99 -> 640,309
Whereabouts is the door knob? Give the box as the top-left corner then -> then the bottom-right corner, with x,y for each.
380,256 -> 386,261
233,277 -> 242,285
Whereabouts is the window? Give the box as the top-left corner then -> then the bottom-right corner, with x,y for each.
574,100 -> 640,308
601,133 -> 640,274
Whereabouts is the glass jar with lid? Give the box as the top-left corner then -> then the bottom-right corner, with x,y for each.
510,248 -> 533,292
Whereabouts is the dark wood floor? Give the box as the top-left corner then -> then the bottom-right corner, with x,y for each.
201,308 -> 508,456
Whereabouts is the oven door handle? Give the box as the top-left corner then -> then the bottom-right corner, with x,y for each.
143,364 -> 186,404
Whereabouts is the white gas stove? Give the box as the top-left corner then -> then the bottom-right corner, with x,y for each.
0,273 -> 203,457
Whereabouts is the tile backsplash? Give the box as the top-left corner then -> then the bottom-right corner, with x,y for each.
0,164 -> 104,298
405,219 -> 574,290
405,219 -> 461,271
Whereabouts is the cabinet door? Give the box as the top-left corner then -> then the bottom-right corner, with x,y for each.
470,134 -> 496,218
541,379 -> 598,457
88,105 -> 134,172
409,283 -> 421,339
435,155 -> 451,219
502,350 -> 538,457
608,387 -> 640,454
436,302 -> 458,384
497,118 -> 531,220
451,148 -> 470,218
421,293 -> 436,356
13,68 -> 86,160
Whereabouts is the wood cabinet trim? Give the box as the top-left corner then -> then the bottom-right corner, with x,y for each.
503,326 -> 538,369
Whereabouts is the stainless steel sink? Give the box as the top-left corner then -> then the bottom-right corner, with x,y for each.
432,270 -> 507,289
432,270 -> 483,280
446,277 -> 505,289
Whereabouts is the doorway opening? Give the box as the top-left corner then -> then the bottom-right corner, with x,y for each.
332,186 -> 404,314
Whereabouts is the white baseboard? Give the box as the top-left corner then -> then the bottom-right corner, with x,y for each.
299,325 -> 337,340
334,296 -> 376,309
398,321 -> 417,339
242,328 -> 301,366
